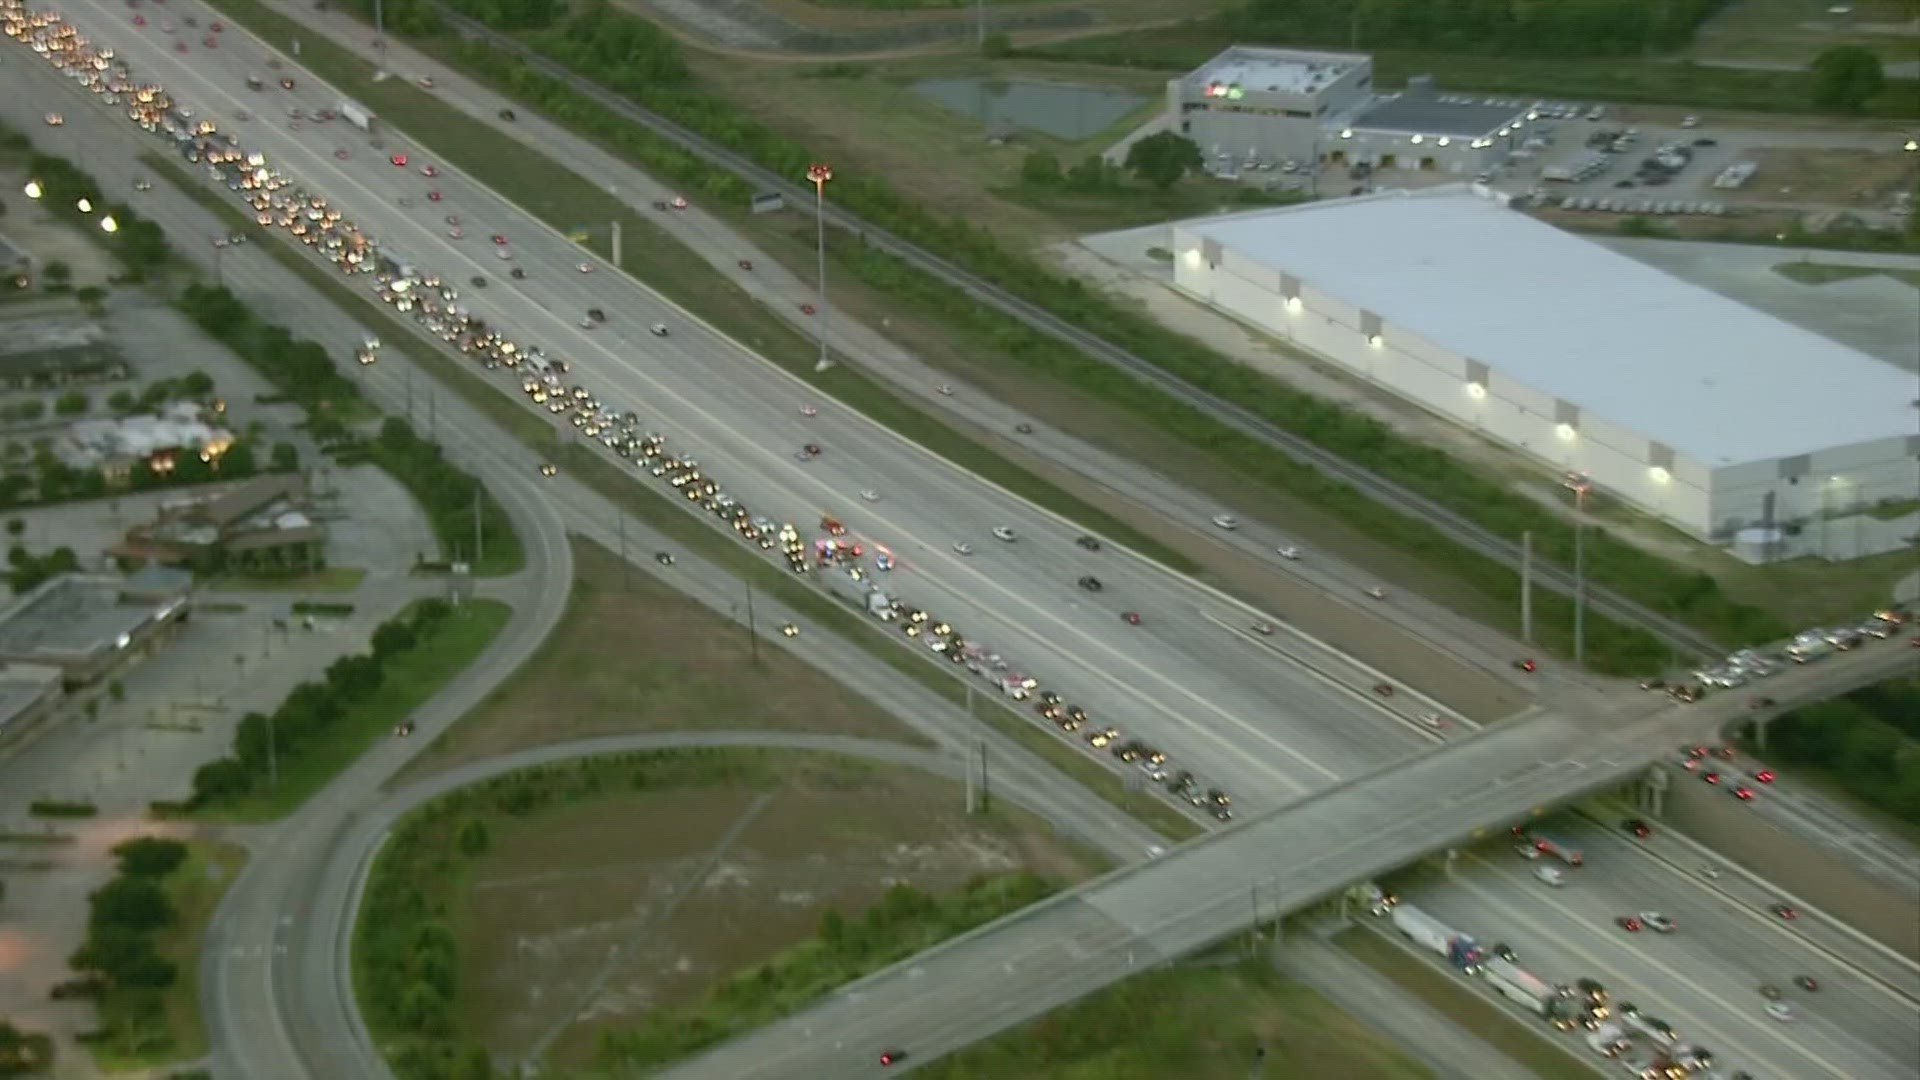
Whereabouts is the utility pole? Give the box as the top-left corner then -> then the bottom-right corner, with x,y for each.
405,367 -> 414,426
976,0 -> 986,49
1574,517 -> 1586,668
427,387 -> 437,443
806,164 -> 834,372
965,746 -> 977,813
1520,530 -> 1534,644
744,582 -> 760,665
267,712 -> 278,788
978,739 -> 991,811
472,485 -> 483,568
610,219 -> 623,268
617,513 -> 628,590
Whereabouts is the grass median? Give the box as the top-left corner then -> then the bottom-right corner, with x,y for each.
144,77 -> 1206,841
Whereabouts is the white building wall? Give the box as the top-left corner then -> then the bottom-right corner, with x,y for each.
1709,437 -> 1920,537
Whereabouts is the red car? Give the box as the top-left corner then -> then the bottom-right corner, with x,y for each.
492,234 -> 508,246
1622,818 -> 1652,838
1122,611 -> 1142,626
426,190 -> 441,202
1680,757 -> 1701,772
1731,785 -> 1755,801
1753,768 -> 1775,784
1702,771 -> 1720,785
1617,915 -> 1643,932
420,163 -> 438,177
800,302 -> 816,315
203,34 -> 217,46
1770,903 -> 1798,920
1514,658 -> 1537,672
391,153 -> 408,167
210,19 -> 223,30
133,13 -> 145,24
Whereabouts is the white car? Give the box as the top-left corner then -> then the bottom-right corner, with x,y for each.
1211,514 -> 1239,530
1277,545 -> 1301,560
1765,1000 -> 1797,1023
1639,911 -> 1677,934
952,542 -> 973,556
991,526 -> 1017,542
494,247 -> 513,260
859,490 -> 880,502
577,262 -> 594,273
650,323 -> 669,337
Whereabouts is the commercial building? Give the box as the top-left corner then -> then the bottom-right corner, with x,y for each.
0,662 -> 63,743
57,400 -> 234,482
1169,186 -> 1920,548
115,472 -> 325,573
0,572 -> 189,684
0,318 -> 127,391
1166,46 -> 1529,178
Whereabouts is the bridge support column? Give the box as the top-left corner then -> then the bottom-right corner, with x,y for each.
1752,716 -> 1769,752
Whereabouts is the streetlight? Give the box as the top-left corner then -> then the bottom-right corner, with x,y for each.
22,180 -> 42,200
99,215 -> 118,234
75,197 -> 92,213
1561,471 -> 1591,668
806,162 -> 833,373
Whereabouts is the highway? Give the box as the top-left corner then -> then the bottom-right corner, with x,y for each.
1405,815 -> 1920,1080
657,641 -> 1918,1078
45,0 -> 1455,818
430,1 -> 1726,660
11,10 -> 1917,1079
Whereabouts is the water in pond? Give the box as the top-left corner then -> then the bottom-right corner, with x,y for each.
910,78 -> 1146,141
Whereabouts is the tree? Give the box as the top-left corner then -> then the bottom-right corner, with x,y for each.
1019,151 -> 1062,186
269,441 -> 300,474
4,519 -> 20,538
40,260 -> 70,285
53,391 -> 87,416
88,876 -> 176,932
108,389 -> 136,413
1125,132 -> 1203,191
371,619 -> 417,660
112,836 -> 188,878
1811,46 -> 1885,114
456,818 -> 490,858
181,370 -> 215,397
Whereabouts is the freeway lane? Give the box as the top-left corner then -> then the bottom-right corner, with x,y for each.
1410,822 -> 1919,1080
54,0 -> 1435,812
432,2 -> 1725,661
658,641 -> 1918,1078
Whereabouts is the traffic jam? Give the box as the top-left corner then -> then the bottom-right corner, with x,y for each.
5,0 -> 1234,822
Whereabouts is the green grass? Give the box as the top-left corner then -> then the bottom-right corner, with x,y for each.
1774,261 -> 1920,289
192,599 -> 512,821
209,567 -> 369,592
919,957 -> 1433,1079
1337,927 -> 1599,1080
87,840 -> 248,1071
198,0 -> 1197,577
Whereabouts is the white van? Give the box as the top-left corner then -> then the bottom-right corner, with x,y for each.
1535,865 -> 1566,887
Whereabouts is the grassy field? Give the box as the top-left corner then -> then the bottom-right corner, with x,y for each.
1689,0 -> 1920,65
1337,927 -> 1598,1080
918,956 -> 1434,1079
364,748 -> 1106,1069
197,599 -> 512,821
88,839 -> 248,1071
1774,260 -> 1920,289
396,538 -> 928,782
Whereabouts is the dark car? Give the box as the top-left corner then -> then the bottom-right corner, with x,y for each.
498,108 -> 516,121
1076,535 -> 1102,551
587,307 -> 606,323
654,551 -> 675,566
1077,575 -> 1103,592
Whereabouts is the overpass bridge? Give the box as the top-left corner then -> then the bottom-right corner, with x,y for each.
660,642 -> 1917,1079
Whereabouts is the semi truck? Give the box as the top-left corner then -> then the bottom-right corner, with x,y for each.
820,567 -> 893,620
1481,958 -> 1575,1026
1388,903 -> 1484,971
337,98 -> 375,133
1528,833 -> 1584,866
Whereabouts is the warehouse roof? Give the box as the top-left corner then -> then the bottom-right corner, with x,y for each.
1351,93 -> 1525,138
1182,189 -> 1920,466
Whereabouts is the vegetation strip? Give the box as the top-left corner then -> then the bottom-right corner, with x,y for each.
172,597 -> 511,821
140,55 -> 1205,840
354,746 -> 1064,1077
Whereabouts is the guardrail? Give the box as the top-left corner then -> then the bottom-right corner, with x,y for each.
430,3 -> 1728,663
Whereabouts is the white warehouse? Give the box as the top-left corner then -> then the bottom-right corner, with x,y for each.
1170,187 -> 1920,547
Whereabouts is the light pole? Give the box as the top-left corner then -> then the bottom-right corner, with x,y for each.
806,162 -> 833,373
1561,471 -> 1591,668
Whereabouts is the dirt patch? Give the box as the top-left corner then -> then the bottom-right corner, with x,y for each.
1724,146 -> 1920,206
449,756 -> 1104,1066
397,538 -> 928,782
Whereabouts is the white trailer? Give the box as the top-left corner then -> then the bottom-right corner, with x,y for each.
338,98 -> 376,133
1481,958 -> 1563,1017
1389,904 -> 1482,970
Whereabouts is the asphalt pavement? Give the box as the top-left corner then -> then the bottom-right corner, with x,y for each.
45,0 -> 1450,818
1407,815 -> 1920,1080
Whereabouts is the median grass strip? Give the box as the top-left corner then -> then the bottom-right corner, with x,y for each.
199,0 -> 1195,576
143,70 -> 1206,840
1337,926 -> 1599,1080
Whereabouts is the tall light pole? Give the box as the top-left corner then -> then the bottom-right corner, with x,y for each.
1562,471 -> 1590,669
806,162 -> 833,373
